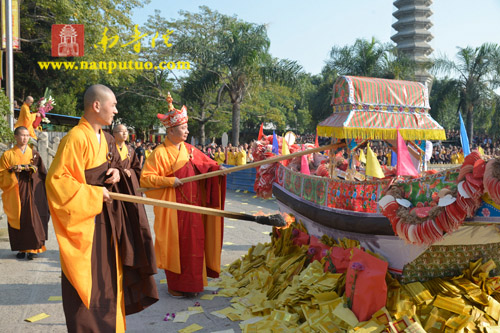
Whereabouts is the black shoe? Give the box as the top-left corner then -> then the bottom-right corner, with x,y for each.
27,253 -> 38,260
16,252 -> 26,259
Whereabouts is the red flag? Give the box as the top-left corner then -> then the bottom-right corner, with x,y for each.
258,123 -> 264,141
300,145 -> 311,175
396,129 -> 419,177
315,131 -> 319,148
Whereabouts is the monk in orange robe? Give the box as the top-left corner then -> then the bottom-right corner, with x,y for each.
14,96 -> 40,140
46,85 -> 157,332
0,126 -> 49,259
141,93 -> 226,297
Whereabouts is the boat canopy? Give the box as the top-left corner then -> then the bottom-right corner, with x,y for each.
317,75 -> 446,141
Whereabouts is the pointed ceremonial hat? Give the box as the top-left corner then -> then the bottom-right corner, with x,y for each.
157,92 -> 188,128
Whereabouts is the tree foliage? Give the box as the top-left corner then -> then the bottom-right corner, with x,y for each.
15,0 -> 145,116
432,43 -> 500,141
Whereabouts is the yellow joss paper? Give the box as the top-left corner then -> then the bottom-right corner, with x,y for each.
200,294 -> 215,300
48,296 -> 62,301
486,296 -> 500,321
352,319 -> 385,333
444,314 -> 471,331
160,279 -> 166,284
226,312 -> 241,321
25,313 -> 50,322
318,321 -> 343,333
173,311 -> 191,323
311,291 -> 339,305
187,306 -> 204,313
178,323 -> 203,333
215,307 -> 238,316
332,302 -> 359,328
432,295 -> 467,314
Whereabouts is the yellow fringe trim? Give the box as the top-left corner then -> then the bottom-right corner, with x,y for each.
316,126 -> 446,141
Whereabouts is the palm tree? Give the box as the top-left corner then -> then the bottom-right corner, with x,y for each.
166,6 -> 303,145
325,38 -> 419,80
433,43 -> 500,141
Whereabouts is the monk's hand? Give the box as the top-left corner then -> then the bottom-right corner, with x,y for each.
173,177 -> 183,188
124,169 -> 131,178
105,168 -> 120,184
103,187 -> 112,203
219,165 -> 228,175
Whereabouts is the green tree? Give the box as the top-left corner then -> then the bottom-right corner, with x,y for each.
429,78 -> 460,131
15,0 -> 145,114
0,89 -> 14,143
325,37 -> 417,80
433,43 -> 500,141
162,6 -> 303,145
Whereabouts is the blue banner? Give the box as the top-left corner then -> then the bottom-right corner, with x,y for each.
459,112 -> 470,156
272,130 -> 279,155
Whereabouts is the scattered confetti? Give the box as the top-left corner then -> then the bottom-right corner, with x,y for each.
25,313 -> 50,322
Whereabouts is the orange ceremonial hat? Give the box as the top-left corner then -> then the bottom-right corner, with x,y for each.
157,92 -> 188,128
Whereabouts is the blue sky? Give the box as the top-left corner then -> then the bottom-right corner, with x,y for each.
132,0 -> 500,75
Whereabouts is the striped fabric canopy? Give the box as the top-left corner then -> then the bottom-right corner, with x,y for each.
317,76 -> 446,141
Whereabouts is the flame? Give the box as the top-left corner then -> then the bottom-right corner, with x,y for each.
252,210 -> 295,229
277,212 -> 295,229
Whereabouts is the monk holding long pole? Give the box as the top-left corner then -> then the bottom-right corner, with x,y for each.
140,92 -> 227,298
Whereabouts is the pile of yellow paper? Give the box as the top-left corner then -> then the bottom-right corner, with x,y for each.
210,225 -> 500,331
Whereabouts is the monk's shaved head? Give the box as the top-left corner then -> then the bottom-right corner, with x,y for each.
14,126 -> 28,136
83,84 -> 114,111
113,124 -> 127,134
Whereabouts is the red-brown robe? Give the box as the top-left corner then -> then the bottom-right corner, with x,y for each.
0,146 -> 49,253
46,118 -> 157,332
115,142 -> 158,314
141,139 -> 226,293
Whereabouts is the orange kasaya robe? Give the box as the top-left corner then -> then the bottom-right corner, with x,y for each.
0,145 -> 48,253
140,138 -> 226,293
46,117 -> 125,332
15,103 -> 38,140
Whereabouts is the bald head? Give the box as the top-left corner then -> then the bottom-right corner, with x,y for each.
113,124 -> 128,144
83,84 -> 114,112
113,124 -> 127,134
25,96 -> 34,106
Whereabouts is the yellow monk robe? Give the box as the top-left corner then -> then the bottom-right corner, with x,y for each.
46,117 -> 125,332
15,103 -> 38,140
236,150 -> 247,166
214,151 -> 225,165
226,151 -> 236,165
140,138 -> 224,291
117,143 -> 129,161
0,145 -> 48,253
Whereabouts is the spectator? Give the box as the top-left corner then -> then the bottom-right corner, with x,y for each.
135,139 -> 146,167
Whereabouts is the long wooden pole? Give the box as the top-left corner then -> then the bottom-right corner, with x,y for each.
137,142 -> 340,192
110,192 -> 257,221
